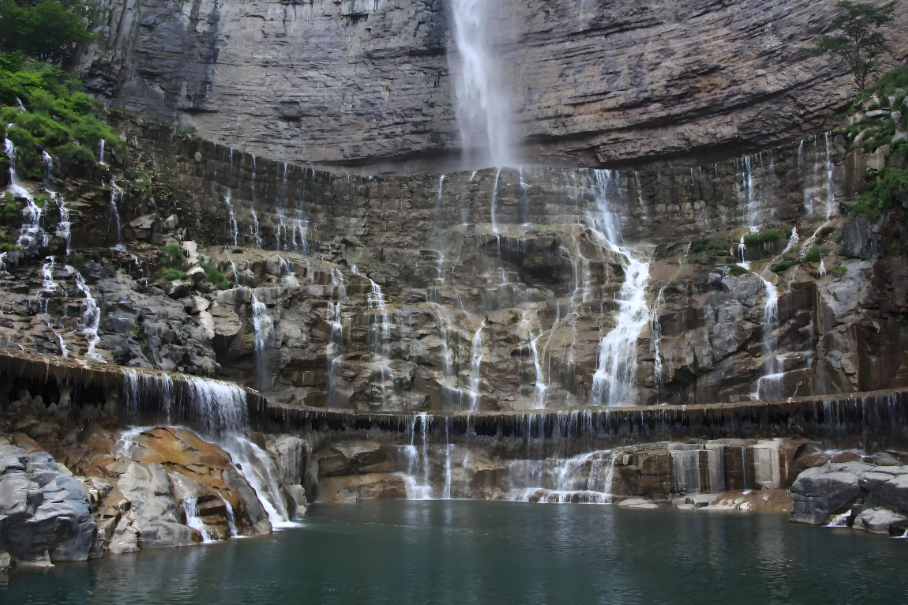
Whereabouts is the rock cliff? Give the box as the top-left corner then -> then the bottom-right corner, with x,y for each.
78,0 -> 908,170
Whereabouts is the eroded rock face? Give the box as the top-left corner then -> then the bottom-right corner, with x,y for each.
79,0 -> 907,170
0,445 -> 97,564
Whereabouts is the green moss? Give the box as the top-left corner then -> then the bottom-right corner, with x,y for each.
803,247 -> 822,264
833,264 -> 848,277
157,268 -> 188,282
67,253 -> 85,264
771,261 -> 792,273
201,263 -> 230,290
729,266 -> 748,277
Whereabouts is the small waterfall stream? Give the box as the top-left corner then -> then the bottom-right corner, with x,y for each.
587,170 -> 653,407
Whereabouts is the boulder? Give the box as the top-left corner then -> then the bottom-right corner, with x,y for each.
853,508 -> 908,535
789,465 -> 861,524
841,213 -> 879,259
114,462 -> 197,549
316,473 -> 407,503
0,447 -> 97,563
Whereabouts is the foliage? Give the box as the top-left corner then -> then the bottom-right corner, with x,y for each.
855,65 -> 908,107
771,261 -> 792,273
803,247 -> 822,264
820,226 -> 836,239
833,264 -> 848,277
0,0 -> 98,65
0,199 -> 22,223
0,60 -> 124,178
67,252 -> 85,264
849,166 -> 908,220
691,237 -> 729,256
743,229 -> 786,246
201,263 -> 230,289
812,1 -> 895,90
160,244 -> 185,268
729,266 -> 748,277
691,237 -> 710,253
157,268 -> 187,282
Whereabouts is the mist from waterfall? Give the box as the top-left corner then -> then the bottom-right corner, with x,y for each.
448,0 -> 513,167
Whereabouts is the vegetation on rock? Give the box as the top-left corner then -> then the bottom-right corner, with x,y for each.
812,1 -> 895,90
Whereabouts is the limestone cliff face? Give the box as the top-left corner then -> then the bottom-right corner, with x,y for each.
79,0 -> 908,170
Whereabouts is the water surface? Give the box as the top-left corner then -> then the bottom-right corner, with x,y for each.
5,501 -> 906,604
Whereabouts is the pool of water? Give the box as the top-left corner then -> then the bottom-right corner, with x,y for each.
4,501 -> 906,604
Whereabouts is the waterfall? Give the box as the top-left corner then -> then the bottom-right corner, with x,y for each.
490,167 -> 501,233
250,156 -> 262,248
587,170 -> 652,407
6,138 -> 45,249
399,413 -> 434,499
448,0 -> 512,166
224,192 -> 239,246
69,266 -> 104,363
251,294 -> 274,392
529,331 -> 547,409
824,132 -> 836,220
107,180 -> 125,250
367,279 -> 393,407
98,139 -> 106,165
327,302 -> 344,408
327,268 -> 347,407
651,286 -> 667,403
468,321 -> 485,410
752,276 -> 781,400
56,197 -> 71,255
506,450 -> 618,504
119,371 -> 294,528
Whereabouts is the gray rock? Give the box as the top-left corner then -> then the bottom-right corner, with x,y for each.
853,508 -> 908,535
873,475 -> 908,512
116,462 -> 196,549
789,467 -> 861,524
0,450 -> 97,563
223,467 -> 272,535
841,213 -> 879,259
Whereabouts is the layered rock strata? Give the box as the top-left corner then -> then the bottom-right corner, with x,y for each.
78,0 -> 908,170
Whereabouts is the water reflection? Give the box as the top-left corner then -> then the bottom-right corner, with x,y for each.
5,502 -> 907,604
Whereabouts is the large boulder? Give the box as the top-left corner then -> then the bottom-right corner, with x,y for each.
0,446 -> 97,563
789,464 -> 861,525
853,508 -> 908,535
113,462 -> 197,549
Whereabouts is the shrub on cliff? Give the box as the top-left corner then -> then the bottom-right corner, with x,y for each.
803,247 -> 822,264
812,1 -> 894,90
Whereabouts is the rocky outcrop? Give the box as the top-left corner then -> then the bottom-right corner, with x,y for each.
0,444 -> 97,565
790,459 -> 908,533
79,0 -> 908,170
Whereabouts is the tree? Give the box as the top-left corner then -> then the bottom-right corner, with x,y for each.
812,1 -> 894,90
0,0 -> 95,65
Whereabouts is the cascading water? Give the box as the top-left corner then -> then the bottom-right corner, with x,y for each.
448,0 -> 512,166
398,413 -> 434,500
251,294 -> 274,392
68,265 -> 104,363
224,191 -> 239,247
107,180 -> 125,250
752,276 -> 781,400
119,371 -> 294,527
6,138 -> 45,249
326,269 -> 346,408
468,321 -> 485,410
366,278 -> 393,407
587,170 -> 653,407
506,450 -> 618,504
824,132 -> 836,220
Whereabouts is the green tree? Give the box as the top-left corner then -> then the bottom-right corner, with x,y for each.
0,0 -> 95,65
812,1 -> 894,90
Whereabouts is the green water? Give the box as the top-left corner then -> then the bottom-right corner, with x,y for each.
4,501 -> 906,604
